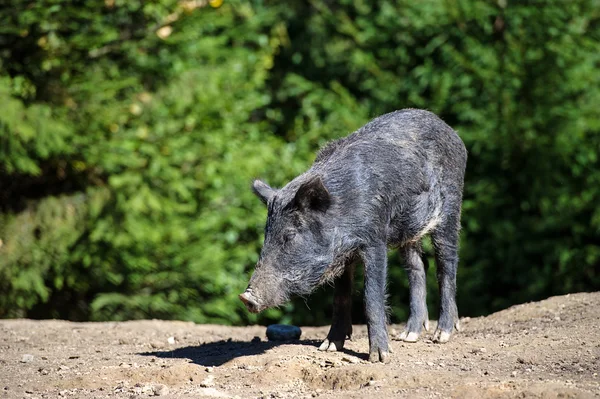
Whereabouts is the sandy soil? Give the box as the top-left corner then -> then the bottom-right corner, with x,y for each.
1,292 -> 599,399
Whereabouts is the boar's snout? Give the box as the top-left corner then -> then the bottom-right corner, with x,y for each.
239,290 -> 261,313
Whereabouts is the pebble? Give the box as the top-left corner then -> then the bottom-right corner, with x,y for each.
152,384 -> 169,396
266,324 -> 302,341
200,375 -> 215,388
150,341 -> 165,349
342,356 -> 359,364
205,367 -> 214,373
167,337 -> 176,345
251,336 -> 261,344
20,354 -> 34,363
142,385 -> 154,394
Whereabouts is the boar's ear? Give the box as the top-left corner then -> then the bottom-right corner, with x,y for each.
293,176 -> 331,213
253,179 -> 276,205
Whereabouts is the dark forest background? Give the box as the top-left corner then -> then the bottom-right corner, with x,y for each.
1,0 -> 599,326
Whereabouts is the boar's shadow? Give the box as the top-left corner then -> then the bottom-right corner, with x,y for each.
139,339 -> 366,367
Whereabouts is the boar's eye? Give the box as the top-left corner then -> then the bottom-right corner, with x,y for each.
283,232 -> 296,245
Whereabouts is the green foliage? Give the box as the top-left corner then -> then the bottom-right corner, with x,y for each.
0,78 -> 73,175
0,0 -> 598,325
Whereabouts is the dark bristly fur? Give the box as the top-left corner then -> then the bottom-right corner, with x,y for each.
241,109 -> 467,363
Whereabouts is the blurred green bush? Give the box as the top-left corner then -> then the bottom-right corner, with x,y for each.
0,0 -> 598,325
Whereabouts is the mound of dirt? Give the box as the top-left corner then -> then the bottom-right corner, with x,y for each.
1,292 -> 599,398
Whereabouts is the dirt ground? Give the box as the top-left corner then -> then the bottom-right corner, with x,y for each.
1,292 -> 599,399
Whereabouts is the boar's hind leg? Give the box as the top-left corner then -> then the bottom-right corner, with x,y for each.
362,244 -> 391,363
319,259 -> 356,352
431,211 -> 461,343
397,244 -> 429,342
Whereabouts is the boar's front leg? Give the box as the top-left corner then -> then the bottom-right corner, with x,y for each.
362,244 -> 390,363
319,260 -> 356,352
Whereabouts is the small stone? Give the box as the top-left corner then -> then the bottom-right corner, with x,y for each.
152,384 -> 169,396
251,336 -> 261,344
427,362 -> 434,367
38,368 -> 49,375
200,375 -> 215,388
342,356 -> 359,364
20,354 -> 34,363
266,325 -> 302,341
150,341 -> 165,349
167,337 -> 176,345
205,367 -> 214,373
511,371 -> 517,377
59,365 -> 70,371
142,385 -> 154,394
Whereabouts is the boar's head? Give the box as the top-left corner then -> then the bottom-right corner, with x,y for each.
240,174 -> 336,313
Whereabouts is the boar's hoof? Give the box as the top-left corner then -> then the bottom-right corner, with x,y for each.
454,319 -> 461,332
397,331 -> 420,343
432,329 -> 452,343
318,339 -> 343,352
369,348 -> 391,364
